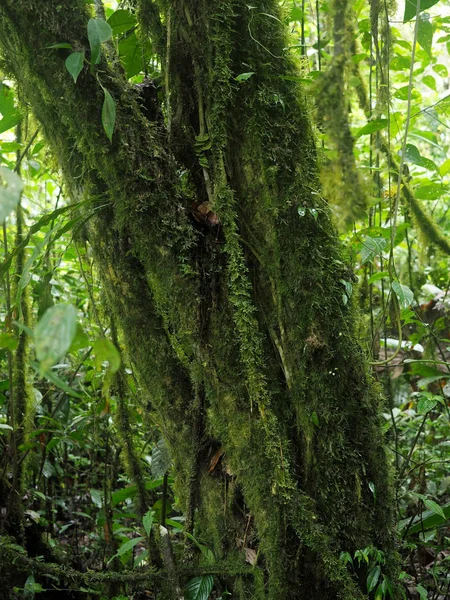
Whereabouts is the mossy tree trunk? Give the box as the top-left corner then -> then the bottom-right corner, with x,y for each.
0,1 -> 397,598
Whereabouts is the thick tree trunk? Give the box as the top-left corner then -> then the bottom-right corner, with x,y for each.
0,1 -> 397,598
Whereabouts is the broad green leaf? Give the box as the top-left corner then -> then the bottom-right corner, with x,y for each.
415,183 -> 443,200
404,0 -> 439,23
34,304 -> 78,370
118,32 -> 145,79
440,158 -> 450,176
417,394 -> 438,414
289,6 -> 304,21
235,72 -> 255,82
117,536 -> 145,556
93,337 -> 121,374
392,281 -> 414,309
404,144 -> 436,171
367,565 -> 381,593
311,411 -> 319,427
433,64 -> 448,77
423,498 -> 446,519
417,13 -> 433,56
0,83 -> 22,134
416,585 -> 428,600
368,271 -> 390,284
185,575 -> 214,600
87,18 -> 112,65
111,477 -> 165,506
0,423 -> 13,432
102,88 -> 116,142
399,502 -> 450,534
361,237 -> 387,264
0,167 -> 23,223
355,118 -> 388,137
394,85 -> 420,100
390,55 -> 411,70
151,437 -> 170,478
65,52 -> 84,83
143,510 -> 155,536
0,332 -> 18,351
107,9 -> 137,35
422,75 -> 436,90
90,488 -> 103,508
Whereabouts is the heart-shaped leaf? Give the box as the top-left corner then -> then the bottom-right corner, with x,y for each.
65,52 -> 85,83
87,18 -> 112,65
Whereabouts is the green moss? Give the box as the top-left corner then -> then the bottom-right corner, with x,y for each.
0,1 -> 398,597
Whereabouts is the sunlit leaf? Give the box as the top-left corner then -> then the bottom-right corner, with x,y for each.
355,118 -> 388,137
403,0 -> 439,23
34,304 -> 78,370
392,281 -> 414,309
0,167 -> 23,223
417,13 -> 433,56
361,237 -> 387,264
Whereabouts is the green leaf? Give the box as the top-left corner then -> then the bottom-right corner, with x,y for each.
415,183 -> 443,200
118,32 -> 145,79
87,18 -> 112,65
311,411 -> 319,427
90,488 -> 103,508
416,585 -> 428,600
65,52 -> 84,83
107,9 -> 137,35
399,502 -> 450,534
0,167 -> 24,223
361,237 -> 387,264
117,536 -> 145,556
417,394 -> 438,414
440,158 -> 450,176
433,64 -> 448,77
34,304 -> 78,370
101,88 -> 116,142
0,83 -> 22,134
0,332 -> 18,351
394,85 -> 420,100
47,42 -> 73,49
235,72 -> 255,82
185,575 -> 214,600
143,510 -> 155,536
93,337 -> 121,374
392,281 -> 414,309
355,118 -> 388,137
404,144 -> 436,171
423,498 -> 446,519
151,437 -> 170,478
404,0 -> 439,23
368,271 -> 390,284
417,13 -> 433,56
367,565 -> 381,593
422,75 -> 436,90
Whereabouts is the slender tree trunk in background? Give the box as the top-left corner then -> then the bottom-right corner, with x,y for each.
0,1 -> 398,598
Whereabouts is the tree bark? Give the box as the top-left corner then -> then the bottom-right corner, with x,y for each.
0,1 -> 398,598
